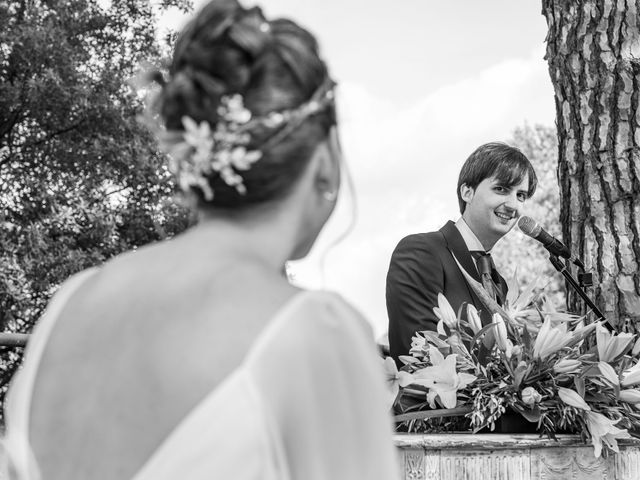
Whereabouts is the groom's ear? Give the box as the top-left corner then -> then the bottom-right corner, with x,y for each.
460,183 -> 474,203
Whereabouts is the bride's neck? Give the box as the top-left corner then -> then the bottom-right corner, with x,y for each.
183,210 -> 299,273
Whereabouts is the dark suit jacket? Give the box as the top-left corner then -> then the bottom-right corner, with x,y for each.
386,221 -> 506,362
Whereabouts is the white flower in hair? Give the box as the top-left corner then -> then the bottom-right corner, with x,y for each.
230,147 -> 261,170
182,116 -> 215,168
159,94 -> 263,200
220,94 -> 252,124
155,78 -> 335,201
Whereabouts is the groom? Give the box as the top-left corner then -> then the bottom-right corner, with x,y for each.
386,142 -> 538,362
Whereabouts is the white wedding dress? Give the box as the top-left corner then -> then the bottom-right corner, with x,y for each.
2,270 -> 400,480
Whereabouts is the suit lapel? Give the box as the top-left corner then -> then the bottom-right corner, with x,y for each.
440,221 -> 481,282
439,221 -> 490,320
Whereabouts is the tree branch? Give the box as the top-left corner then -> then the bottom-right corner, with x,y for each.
24,120 -> 86,148
0,109 -> 22,140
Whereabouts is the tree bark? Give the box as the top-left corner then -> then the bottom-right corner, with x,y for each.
542,0 -> 640,330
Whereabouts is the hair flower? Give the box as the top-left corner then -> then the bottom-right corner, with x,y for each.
230,147 -> 262,170
182,117 -> 215,168
160,94 -> 263,200
219,94 -> 252,124
154,78 -> 336,201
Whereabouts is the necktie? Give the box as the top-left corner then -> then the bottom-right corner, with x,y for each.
470,251 -> 504,305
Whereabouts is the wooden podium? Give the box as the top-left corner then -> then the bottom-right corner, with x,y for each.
394,433 -> 640,480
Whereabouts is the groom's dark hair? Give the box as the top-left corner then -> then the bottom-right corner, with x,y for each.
456,142 -> 537,213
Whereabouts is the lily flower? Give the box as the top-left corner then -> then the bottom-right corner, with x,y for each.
567,321 -> 599,344
532,316 -> 573,360
618,389 -> 640,404
398,355 -> 419,366
533,317 -> 573,360
596,325 -> 634,362
434,293 -> 458,333
597,362 -> 620,387
409,334 -> 427,356
553,358 -> 582,374
466,304 -> 482,334
585,411 -> 631,458
504,272 -> 539,319
558,387 -> 591,410
382,357 -> 413,410
622,369 -> 640,388
410,349 -> 477,409
621,359 -> 640,387
427,346 -> 446,365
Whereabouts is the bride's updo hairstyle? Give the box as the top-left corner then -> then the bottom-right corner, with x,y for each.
152,0 -> 336,208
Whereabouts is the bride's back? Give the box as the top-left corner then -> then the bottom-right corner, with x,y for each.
6,0 -> 348,478
28,234 -> 298,479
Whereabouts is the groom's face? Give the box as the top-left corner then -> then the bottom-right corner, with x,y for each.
461,174 -> 530,248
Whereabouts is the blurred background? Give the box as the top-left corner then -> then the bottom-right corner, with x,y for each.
1,0 -> 563,344
158,0 -> 561,337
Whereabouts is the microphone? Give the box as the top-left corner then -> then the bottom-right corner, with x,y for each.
517,216 -> 585,269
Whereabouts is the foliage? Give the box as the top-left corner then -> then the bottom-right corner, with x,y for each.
388,272 -> 640,458
0,0 -> 194,406
493,124 -> 565,306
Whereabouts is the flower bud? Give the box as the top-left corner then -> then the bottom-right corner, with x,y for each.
492,313 -> 509,352
504,339 -> 514,359
558,387 -> 591,410
553,358 -> 582,374
466,304 -> 482,334
434,293 -> 458,329
619,389 -> 640,404
521,386 -> 542,406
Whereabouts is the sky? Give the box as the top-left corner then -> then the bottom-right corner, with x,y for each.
160,1 -> 556,337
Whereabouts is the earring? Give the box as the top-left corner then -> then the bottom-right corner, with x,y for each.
322,190 -> 338,202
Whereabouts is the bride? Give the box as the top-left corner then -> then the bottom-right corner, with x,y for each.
2,0 -> 399,479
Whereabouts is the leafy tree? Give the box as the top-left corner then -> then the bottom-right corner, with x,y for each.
493,124 -> 566,307
0,0 -> 194,404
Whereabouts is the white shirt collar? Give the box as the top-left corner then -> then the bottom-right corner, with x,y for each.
454,217 -> 488,253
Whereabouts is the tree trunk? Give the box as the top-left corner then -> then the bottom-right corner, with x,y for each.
542,0 -> 640,330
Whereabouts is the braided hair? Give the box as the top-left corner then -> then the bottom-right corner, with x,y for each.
153,0 -> 336,208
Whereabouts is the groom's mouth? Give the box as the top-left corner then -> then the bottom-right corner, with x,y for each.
495,211 -> 516,221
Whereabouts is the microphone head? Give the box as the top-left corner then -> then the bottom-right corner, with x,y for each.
518,215 -> 541,237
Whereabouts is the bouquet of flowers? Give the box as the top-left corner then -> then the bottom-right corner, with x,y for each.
385,268 -> 640,458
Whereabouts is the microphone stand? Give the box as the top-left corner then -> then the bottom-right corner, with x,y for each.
547,254 -> 613,330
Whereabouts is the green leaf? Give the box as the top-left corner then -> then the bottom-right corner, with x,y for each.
470,323 -> 498,347
521,324 -> 532,350
513,405 -> 542,423
574,377 -> 586,397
